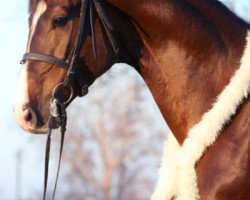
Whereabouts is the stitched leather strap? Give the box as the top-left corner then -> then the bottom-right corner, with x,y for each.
21,53 -> 69,70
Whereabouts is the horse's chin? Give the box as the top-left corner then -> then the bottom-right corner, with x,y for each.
24,126 -> 48,134
24,121 -> 60,134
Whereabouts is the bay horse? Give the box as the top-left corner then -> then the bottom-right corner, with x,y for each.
14,0 -> 250,199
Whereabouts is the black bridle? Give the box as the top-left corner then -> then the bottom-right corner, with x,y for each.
21,0 -> 119,98
20,0 -> 119,199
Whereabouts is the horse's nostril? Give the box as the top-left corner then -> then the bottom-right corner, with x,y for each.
23,108 -> 32,122
22,105 -> 39,128
14,103 -> 46,133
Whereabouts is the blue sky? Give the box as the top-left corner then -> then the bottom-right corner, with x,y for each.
0,0 -> 249,199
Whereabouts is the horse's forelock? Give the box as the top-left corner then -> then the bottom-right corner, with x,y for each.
28,0 -> 80,28
28,0 -> 40,14
31,0 -> 82,10
29,0 -> 81,14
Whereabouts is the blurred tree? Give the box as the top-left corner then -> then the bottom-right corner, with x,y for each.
51,66 -> 167,200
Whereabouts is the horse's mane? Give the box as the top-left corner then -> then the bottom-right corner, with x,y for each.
187,0 -> 250,27
28,0 -> 250,29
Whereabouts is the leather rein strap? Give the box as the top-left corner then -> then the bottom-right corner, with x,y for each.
20,0 -> 119,199
43,99 -> 67,200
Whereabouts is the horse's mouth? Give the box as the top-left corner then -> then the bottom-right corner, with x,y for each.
25,126 -> 48,134
15,104 -> 61,134
24,118 -> 60,134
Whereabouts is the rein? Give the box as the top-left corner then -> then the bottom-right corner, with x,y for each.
43,99 -> 67,200
20,0 -> 119,199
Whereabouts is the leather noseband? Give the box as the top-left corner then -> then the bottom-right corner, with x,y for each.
21,53 -> 69,70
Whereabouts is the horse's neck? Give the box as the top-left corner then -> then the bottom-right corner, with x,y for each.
186,0 -> 249,47
109,0 -> 249,143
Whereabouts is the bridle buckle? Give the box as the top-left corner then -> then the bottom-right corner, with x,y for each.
80,84 -> 89,97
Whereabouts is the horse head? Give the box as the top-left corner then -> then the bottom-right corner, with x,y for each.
14,0 -> 121,133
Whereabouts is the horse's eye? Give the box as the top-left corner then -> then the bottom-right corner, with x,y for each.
53,16 -> 68,28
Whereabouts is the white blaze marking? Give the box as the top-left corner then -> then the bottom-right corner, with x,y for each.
14,65 -> 29,129
14,1 -> 47,130
27,1 -> 47,51
152,31 -> 250,200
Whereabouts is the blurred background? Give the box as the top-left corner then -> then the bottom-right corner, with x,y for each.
0,0 -> 249,199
